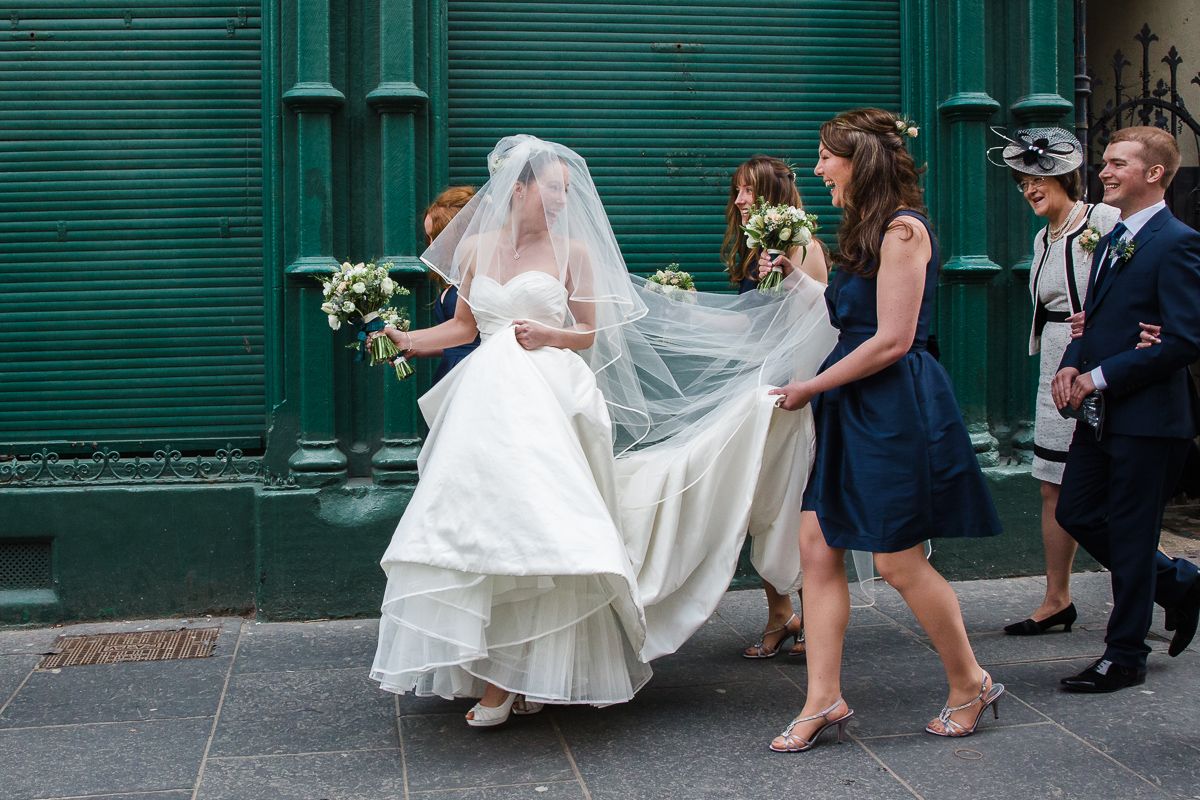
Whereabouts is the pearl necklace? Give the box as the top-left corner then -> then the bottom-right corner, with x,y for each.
1048,201 -> 1084,242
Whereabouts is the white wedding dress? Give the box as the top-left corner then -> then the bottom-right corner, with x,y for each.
370,271 -> 826,704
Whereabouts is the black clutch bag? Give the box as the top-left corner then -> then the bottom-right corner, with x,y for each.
1058,391 -> 1105,440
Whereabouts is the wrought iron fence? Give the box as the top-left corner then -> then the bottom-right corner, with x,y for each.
1087,23 -> 1200,230
0,445 -> 296,488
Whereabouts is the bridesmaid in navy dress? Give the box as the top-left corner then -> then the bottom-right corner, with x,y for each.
722,155 -> 828,659
420,186 -> 480,383
768,109 -> 1003,752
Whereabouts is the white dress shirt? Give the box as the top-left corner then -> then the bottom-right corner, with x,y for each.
1089,200 -> 1167,391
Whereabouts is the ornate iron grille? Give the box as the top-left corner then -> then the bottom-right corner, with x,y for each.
1087,23 -> 1200,230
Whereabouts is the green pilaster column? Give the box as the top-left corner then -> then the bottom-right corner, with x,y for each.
368,0 -> 430,485
1010,0 -> 1075,127
1005,1 -> 1076,455
282,0 -> 347,487
937,0 -> 1002,462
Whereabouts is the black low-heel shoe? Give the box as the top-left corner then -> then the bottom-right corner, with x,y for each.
1003,603 -> 1077,636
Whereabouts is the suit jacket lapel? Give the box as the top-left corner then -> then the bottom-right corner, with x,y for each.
1087,207 -> 1173,314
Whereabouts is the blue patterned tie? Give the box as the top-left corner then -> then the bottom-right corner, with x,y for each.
1096,221 -> 1128,289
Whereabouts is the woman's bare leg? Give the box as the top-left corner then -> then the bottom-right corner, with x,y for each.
873,545 -> 991,732
771,512 -> 851,747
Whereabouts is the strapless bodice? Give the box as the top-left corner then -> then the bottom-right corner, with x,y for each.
469,271 -> 569,339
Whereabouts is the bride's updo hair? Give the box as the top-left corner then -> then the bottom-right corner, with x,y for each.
820,108 -> 927,277
489,134 -> 562,186
721,156 -> 803,285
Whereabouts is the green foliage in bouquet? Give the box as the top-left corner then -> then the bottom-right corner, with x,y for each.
317,261 -> 415,380
741,199 -> 820,294
648,263 -> 697,294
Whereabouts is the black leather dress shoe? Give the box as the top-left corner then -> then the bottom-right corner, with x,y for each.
1060,658 -> 1146,693
1168,580 -> 1200,657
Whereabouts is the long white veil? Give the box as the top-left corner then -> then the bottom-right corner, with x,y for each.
420,134 -> 876,607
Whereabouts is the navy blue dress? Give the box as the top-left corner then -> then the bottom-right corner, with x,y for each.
431,286 -> 480,385
802,211 -> 1001,553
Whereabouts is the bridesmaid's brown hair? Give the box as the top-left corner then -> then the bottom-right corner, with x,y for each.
820,108 -> 927,277
721,156 -> 803,285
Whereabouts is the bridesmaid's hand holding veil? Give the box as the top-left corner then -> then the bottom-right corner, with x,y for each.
769,380 -> 818,411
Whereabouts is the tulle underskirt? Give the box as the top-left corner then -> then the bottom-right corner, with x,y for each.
370,563 -> 652,705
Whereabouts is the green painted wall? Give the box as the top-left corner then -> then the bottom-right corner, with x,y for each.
0,0 -> 1080,625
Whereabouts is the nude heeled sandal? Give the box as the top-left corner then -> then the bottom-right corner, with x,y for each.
742,613 -> 803,659
925,673 -> 1004,737
769,698 -> 855,752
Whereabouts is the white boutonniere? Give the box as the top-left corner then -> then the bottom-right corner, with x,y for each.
1078,225 -> 1102,254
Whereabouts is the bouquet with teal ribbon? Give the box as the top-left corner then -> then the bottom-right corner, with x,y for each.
318,261 -> 414,380
741,200 -> 820,294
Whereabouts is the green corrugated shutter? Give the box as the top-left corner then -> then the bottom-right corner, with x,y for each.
0,2 -> 264,455
448,1 -> 900,290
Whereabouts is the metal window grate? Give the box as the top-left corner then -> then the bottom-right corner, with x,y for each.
0,540 -> 52,590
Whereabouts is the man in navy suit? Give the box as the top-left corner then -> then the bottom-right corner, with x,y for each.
1053,126 -> 1200,692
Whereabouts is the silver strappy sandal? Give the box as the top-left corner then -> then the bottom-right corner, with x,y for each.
925,672 -> 1004,737
769,698 -> 854,752
743,612 -> 803,659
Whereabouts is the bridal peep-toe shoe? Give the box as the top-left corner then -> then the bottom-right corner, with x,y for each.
925,673 -> 1004,737
466,693 -> 545,728
743,613 -> 804,659
769,698 -> 854,752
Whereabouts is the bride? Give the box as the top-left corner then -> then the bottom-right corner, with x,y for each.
369,135 -> 838,726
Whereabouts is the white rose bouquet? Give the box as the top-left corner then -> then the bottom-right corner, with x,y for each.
647,263 -> 697,301
318,261 -> 415,380
741,199 -> 820,294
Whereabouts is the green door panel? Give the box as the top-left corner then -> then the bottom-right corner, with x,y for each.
447,1 -> 901,290
0,1 -> 265,455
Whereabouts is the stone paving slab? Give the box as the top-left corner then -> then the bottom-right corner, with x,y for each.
233,619 -> 379,675
210,667 -> 396,757
0,656 -> 231,728
402,712 -> 574,792
0,717 -> 210,800
998,654 -> 1200,798
0,655 -> 36,709
0,576 -> 1198,800
197,749 -> 406,800
862,723 -> 1166,800
557,677 -> 907,800
410,784 -> 586,800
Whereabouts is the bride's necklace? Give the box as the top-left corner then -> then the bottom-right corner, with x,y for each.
507,227 -> 524,260
1048,201 -> 1084,242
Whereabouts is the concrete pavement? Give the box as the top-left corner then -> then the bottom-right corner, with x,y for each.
0,571 -> 1197,800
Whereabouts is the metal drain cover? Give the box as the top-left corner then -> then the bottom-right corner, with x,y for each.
38,627 -> 220,668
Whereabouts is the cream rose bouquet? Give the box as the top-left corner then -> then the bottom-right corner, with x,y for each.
318,261 -> 414,380
647,263 -> 698,301
741,200 -> 820,294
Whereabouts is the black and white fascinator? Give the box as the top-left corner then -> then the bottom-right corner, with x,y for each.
987,126 -> 1082,176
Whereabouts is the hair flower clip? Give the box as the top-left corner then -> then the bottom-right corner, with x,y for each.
894,115 -> 919,138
